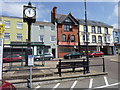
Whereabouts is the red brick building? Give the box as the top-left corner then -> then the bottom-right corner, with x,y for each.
51,7 -> 80,58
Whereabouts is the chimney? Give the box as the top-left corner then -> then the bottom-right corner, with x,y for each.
52,7 -> 57,20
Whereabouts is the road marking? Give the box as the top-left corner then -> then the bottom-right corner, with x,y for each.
104,76 -> 109,86
53,83 -> 60,89
89,78 -> 93,88
34,85 -> 40,90
94,82 -> 120,89
71,81 -> 78,89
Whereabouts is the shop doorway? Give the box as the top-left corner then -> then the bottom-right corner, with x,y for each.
52,49 -> 56,58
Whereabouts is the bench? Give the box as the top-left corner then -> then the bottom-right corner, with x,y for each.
56,59 -> 88,76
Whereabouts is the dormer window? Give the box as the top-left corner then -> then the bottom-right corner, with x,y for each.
64,25 -> 72,31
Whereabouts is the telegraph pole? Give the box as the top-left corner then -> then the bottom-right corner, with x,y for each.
84,0 -> 90,73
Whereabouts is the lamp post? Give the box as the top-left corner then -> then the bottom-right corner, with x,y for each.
84,0 -> 89,73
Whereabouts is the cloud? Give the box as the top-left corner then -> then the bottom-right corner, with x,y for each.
43,19 -> 49,22
112,23 -> 120,29
2,2 -> 25,17
35,3 -> 50,20
1,2 -> 50,21
114,4 -> 118,16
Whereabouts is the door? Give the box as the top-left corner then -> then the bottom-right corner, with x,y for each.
52,49 -> 56,58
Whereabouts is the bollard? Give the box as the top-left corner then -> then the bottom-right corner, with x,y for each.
83,58 -> 86,74
58,59 -> 61,77
103,58 -> 105,72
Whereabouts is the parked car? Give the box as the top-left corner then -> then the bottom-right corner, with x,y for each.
85,51 -> 104,57
34,53 -> 54,60
64,52 -> 82,59
3,54 -> 22,63
0,80 -> 16,89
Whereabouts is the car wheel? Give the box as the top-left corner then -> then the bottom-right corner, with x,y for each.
101,55 -> 104,57
92,55 -> 94,58
49,58 -> 53,60
68,56 -> 71,59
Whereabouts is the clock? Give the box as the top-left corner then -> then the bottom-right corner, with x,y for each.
23,5 -> 36,22
25,8 -> 35,17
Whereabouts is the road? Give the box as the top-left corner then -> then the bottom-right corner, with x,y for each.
34,56 -> 119,89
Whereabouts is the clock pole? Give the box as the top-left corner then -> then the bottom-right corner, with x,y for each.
23,2 -> 36,66
23,2 -> 36,88
27,21 -> 32,48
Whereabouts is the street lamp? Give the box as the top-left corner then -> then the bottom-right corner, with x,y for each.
84,0 -> 90,73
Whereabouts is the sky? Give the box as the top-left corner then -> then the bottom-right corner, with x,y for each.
0,0 -> 119,29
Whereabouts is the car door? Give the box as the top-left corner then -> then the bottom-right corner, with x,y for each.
95,52 -> 100,56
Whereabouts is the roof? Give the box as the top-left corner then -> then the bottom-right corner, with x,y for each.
56,13 -> 79,25
56,14 -> 67,23
1,16 -> 54,26
56,14 -> 113,28
113,28 -> 120,32
77,19 -> 113,28
34,21 -> 54,26
1,15 -> 23,19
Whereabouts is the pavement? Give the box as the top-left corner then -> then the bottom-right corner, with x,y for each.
2,57 -> 109,88
107,54 -> 120,63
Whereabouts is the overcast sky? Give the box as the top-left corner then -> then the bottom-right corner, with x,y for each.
0,0 -> 119,29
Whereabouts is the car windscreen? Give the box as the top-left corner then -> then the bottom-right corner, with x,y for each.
44,53 -> 51,55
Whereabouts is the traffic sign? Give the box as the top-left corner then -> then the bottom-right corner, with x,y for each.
28,55 -> 34,66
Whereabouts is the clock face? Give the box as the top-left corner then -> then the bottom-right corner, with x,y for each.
25,8 -> 35,17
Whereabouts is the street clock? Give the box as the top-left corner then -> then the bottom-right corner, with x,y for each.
25,8 -> 35,17
23,3 -> 36,23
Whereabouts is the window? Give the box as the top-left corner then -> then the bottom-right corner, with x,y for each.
4,33 -> 10,40
83,35 -> 89,42
104,35 -> 110,43
4,21 -> 10,28
104,27 -> 108,34
39,25 -> 44,30
39,35 -> 44,42
92,35 -> 96,42
51,36 -> 56,42
71,35 -> 75,42
115,37 -> 119,43
64,25 -> 72,31
97,26 -> 101,34
91,26 -> 96,33
115,32 -> 118,36
17,33 -> 22,40
62,34 -> 66,42
98,36 -> 102,43
108,36 -> 110,42
51,26 -> 55,31
84,25 -> 86,32
17,22 -> 23,29
104,36 -> 107,42
83,35 -> 85,42
64,18 -> 71,22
